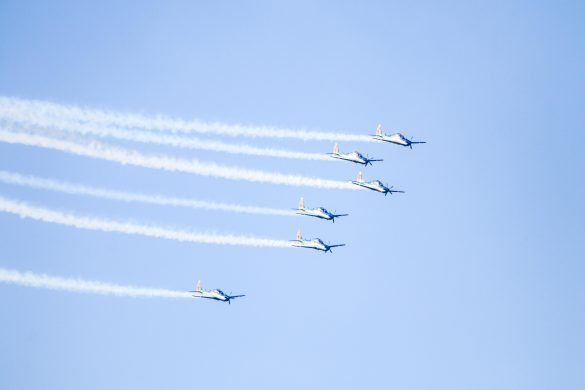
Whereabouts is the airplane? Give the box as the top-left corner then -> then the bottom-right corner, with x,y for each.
190,280 -> 245,304
291,230 -> 345,253
328,143 -> 383,166
295,197 -> 348,223
372,124 -> 426,149
352,171 -> 405,196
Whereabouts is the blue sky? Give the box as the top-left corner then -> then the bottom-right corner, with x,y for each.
0,1 -> 584,388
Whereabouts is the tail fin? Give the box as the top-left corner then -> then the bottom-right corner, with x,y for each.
296,229 -> 303,241
357,171 -> 364,183
376,124 -> 383,136
299,197 -> 305,210
196,280 -> 203,293
333,143 -> 340,154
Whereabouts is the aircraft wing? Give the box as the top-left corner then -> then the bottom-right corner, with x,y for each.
369,159 -> 384,162
333,214 -> 349,218
328,244 -> 346,248
229,295 -> 246,299
389,190 -> 405,193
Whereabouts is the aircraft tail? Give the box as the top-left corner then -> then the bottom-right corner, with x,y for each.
375,124 -> 383,136
356,171 -> 364,183
296,229 -> 303,241
333,143 -> 340,155
195,280 -> 203,293
299,197 -> 305,210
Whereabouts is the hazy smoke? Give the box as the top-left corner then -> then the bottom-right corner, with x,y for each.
0,129 -> 358,190
0,170 -> 298,217
0,96 -> 373,142
0,268 -> 193,299
0,196 -> 293,248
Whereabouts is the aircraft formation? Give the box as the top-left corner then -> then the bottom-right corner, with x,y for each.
195,124 -> 425,303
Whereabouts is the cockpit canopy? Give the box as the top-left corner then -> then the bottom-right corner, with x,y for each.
348,151 -> 360,158
317,207 -> 327,213
214,289 -> 224,295
314,239 -> 325,246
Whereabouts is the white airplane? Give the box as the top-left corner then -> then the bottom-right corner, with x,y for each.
291,230 -> 345,253
352,171 -> 405,196
372,124 -> 426,149
295,197 -> 348,223
328,143 -> 383,166
190,280 -> 245,304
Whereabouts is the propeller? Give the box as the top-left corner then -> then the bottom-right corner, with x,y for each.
408,135 -> 416,149
331,210 -> 338,222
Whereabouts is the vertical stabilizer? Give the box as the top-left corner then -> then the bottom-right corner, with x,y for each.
296,229 -> 303,241
376,124 -> 383,136
333,143 -> 340,154
357,171 -> 364,183
299,197 -> 305,210
196,280 -> 203,293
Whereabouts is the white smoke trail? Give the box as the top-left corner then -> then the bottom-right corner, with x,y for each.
0,196 -> 293,248
0,115 -> 333,161
0,96 -> 373,142
0,129 -> 358,190
0,170 -> 298,217
0,268 -> 193,299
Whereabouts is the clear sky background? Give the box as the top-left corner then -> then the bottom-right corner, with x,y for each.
0,1 -> 584,389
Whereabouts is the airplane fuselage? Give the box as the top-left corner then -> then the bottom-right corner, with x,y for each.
193,290 -> 230,301
293,239 -> 328,251
191,282 -> 244,304
373,133 -> 411,146
331,152 -> 370,165
297,207 -> 334,221
352,180 -> 390,194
